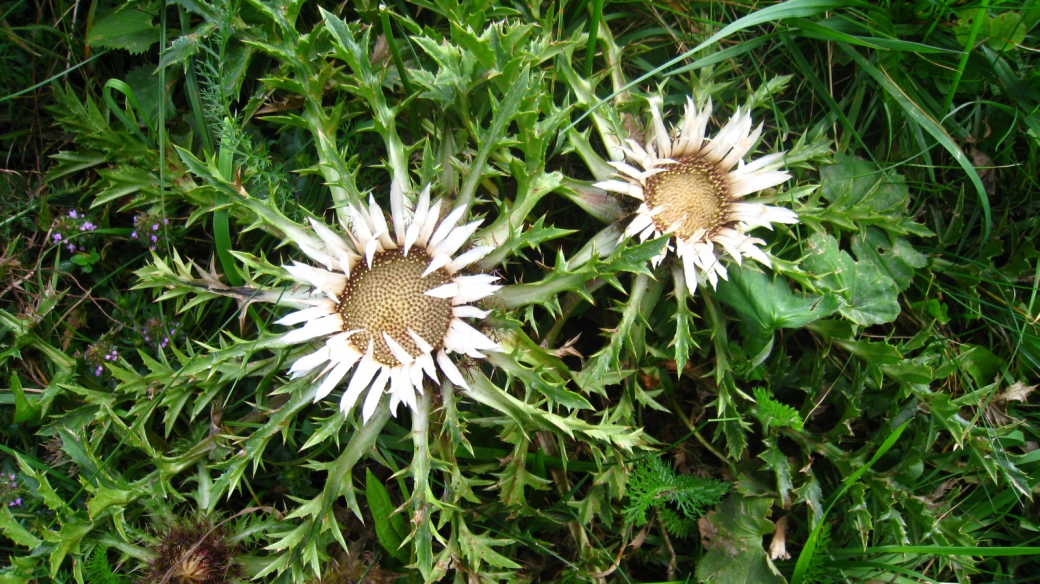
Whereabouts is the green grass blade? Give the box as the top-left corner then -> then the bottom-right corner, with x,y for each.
791,418 -> 913,584
944,0 -> 989,113
837,43 -> 991,246
563,0 -> 871,135
215,141 -> 243,286
833,546 -> 1040,557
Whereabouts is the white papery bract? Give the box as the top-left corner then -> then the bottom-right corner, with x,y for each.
277,185 -> 500,422
595,96 -> 798,291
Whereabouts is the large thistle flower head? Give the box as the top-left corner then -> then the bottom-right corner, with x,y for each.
595,96 -> 798,291
276,185 -> 500,422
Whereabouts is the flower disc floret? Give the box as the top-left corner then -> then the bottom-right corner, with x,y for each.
644,158 -> 727,238
339,249 -> 452,367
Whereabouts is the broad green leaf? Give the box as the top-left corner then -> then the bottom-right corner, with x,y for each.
716,266 -> 839,336
954,10 -> 1027,52
695,496 -> 785,584
365,469 -> 410,564
850,228 -> 927,292
957,344 -> 1005,387
820,154 -> 906,214
804,233 -> 900,326
86,6 -> 159,54
794,474 -> 825,529
124,64 -> 176,126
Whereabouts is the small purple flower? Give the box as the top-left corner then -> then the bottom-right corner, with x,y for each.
68,210 -> 78,219
8,498 -> 21,507
151,235 -> 158,243
95,366 -> 103,376
53,233 -> 62,243
152,224 -> 159,231
80,222 -> 96,231
163,218 -> 169,225
149,246 -> 156,251
131,231 -> 138,239
67,243 -> 76,252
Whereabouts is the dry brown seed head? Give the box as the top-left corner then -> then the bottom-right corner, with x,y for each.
173,554 -> 210,584
339,249 -> 452,367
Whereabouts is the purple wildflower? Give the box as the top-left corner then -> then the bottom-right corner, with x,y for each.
68,210 -> 78,219
53,233 -> 62,243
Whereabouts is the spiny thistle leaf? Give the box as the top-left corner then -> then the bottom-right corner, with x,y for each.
753,387 -> 804,432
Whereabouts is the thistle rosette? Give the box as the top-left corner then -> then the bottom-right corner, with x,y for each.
276,185 -> 501,422
596,96 -> 798,291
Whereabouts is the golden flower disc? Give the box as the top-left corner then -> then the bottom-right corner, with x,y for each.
338,249 -> 452,366
644,158 -> 727,238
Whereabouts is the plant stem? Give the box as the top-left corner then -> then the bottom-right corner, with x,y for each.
412,388 -> 433,580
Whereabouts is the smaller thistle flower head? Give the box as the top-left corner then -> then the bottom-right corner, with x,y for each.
595,95 -> 798,292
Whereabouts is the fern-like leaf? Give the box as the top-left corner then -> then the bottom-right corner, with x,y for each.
801,522 -> 832,584
623,456 -> 729,537
85,546 -> 129,584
